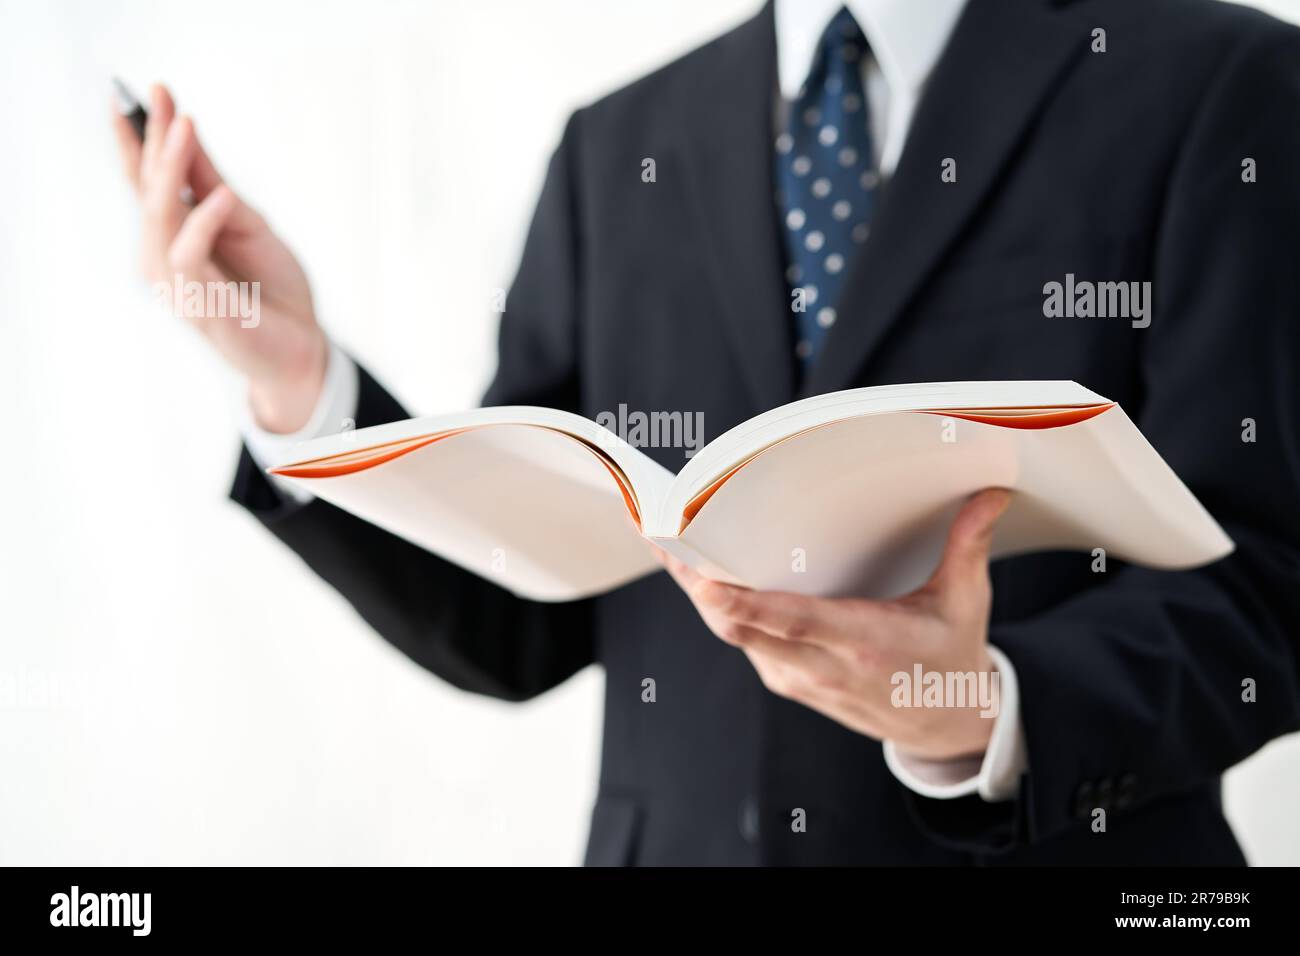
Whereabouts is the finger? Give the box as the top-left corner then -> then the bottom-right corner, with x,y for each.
110,102 -> 143,191
143,114 -> 197,230
693,580 -> 824,644
168,184 -> 237,278
710,617 -> 783,650
736,630 -> 842,699
660,551 -> 705,593
925,487 -> 1012,600
689,579 -> 842,658
188,122 -> 225,202
669,574 -> 767,647
140,84 -> 175,185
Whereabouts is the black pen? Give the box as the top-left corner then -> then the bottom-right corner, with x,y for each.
112,77 -> 148,141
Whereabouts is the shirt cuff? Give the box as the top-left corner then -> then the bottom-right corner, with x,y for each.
238,341 -> 360,503
882,645 -> 1027,802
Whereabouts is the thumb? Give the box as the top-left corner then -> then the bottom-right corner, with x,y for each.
925,488 -> 1012,607
167,183 -> 238,277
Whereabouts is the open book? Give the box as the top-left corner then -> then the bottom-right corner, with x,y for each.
269,381 -> 1233,602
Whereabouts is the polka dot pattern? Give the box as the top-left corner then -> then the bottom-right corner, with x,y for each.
775,7 -> 879,370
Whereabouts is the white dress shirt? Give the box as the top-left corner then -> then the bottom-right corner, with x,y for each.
242,0 -> 1027,803
242,341 -> 359,502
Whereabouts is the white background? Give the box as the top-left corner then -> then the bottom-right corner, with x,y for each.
1,0 -> 1297,865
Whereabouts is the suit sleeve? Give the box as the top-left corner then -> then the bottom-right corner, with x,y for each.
229,112 -> 595,702
904,24 -> 1300,852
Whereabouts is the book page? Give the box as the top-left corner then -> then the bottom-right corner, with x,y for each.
660,380 -> 1109,524
659,406 -> 1232,599
276,424 -> 660,601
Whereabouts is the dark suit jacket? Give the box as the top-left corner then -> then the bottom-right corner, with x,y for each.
232,0 -> 1300,864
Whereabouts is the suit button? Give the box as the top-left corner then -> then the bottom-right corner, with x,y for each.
738,797 -> 760,844
1116,773 -> 1138,810
1072,781 -> 1094,820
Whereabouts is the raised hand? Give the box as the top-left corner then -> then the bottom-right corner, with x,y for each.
112,84 -> 327,433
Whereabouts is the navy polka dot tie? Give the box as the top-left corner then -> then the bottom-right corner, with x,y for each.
776,7 -> 879,371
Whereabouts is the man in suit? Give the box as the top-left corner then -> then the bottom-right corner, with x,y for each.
114,0 -> 1300,864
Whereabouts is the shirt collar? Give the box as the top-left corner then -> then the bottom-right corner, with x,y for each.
774,0 -> 968,100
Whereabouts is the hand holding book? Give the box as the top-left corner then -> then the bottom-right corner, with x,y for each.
655,488 -> 1012,761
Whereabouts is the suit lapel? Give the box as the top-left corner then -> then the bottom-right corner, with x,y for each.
677,1 -> 797,414
803,0 -> 1090,398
